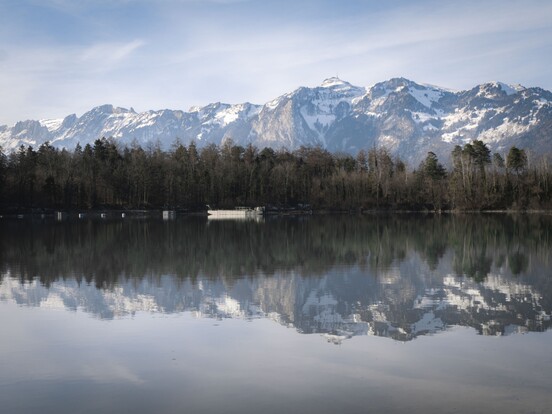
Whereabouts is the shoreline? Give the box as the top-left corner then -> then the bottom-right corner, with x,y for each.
1,208 -> 552,220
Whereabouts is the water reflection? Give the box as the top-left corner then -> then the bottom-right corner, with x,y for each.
1,214 -> 551,341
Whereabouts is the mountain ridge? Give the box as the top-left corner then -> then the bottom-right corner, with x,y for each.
1,77 -> 551,165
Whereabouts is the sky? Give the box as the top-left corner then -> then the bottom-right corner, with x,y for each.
0,0 -> 551,125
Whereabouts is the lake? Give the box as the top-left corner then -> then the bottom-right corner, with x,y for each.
1,214 -> 551,414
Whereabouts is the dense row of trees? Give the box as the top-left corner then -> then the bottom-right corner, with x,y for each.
0,138 -> 551,211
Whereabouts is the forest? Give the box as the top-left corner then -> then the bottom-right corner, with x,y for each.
0,138 -> 551,212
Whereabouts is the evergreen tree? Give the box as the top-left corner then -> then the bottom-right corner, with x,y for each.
507,146 -> 527,175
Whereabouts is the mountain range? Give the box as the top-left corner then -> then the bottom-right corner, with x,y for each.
1,77 -> 551,165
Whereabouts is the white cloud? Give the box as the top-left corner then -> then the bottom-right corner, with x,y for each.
0,0 -> 551,125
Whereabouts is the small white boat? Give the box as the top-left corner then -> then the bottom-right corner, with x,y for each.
207,206 -> 264,220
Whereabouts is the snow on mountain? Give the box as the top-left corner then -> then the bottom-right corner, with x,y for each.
251,77 -> 366,148
0,102 -> 261,151
40,118 -> 64,132
476,81 -> 526,98
1,77 -> 551,165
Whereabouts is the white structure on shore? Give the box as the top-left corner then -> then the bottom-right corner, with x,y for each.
207,206 -> 264,220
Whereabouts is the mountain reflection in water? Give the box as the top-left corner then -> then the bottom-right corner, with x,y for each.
1,214 -> 551,342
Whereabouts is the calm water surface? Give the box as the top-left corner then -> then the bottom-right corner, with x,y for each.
1,215 -> 551,414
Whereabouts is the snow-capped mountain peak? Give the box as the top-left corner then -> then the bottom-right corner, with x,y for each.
1,77 -> 551,166
321,76 -> 348,87
368,78 -> 449,107
319,77 -> 365,94
476,81 -> 526,98
370,77 -> 415,95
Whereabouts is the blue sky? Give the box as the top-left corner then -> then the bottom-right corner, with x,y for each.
1,0 -> 551,125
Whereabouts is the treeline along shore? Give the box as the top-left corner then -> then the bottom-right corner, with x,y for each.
0,138 -> 551,212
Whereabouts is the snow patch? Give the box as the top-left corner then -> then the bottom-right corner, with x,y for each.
493,82 -> 525,96
379,135 -> 400,150
300,107 -> 336,130
477,118 -> 533,143
39,118 -> 63,132
533,98 -> 550,109
265,95 -> 288,110
408,86 -> 443,108
409,111 -> 437,124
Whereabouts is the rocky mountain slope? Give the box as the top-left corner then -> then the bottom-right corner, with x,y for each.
1,77 -> 551,165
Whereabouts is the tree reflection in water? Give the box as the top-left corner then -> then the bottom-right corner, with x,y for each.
0,214 -> 551,341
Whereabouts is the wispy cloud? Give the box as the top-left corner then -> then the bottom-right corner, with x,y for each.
79,40 -> 146,72
0,0 -> 551,125
1,40 -> 145,82
0,39 -> 146,123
